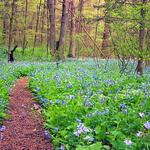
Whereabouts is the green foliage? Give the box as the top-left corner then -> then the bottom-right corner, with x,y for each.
0,60 -> 150,149
106,1 -> 150,60
29,60 -> 150,149
0,62 -> 46,123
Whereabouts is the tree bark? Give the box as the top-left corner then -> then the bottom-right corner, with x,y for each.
32,0 -> 42,54
22,0 -> 28,54
101,22 -> 111,58
57,0 -> 67,60
76,0 -> 84,57
68,0 -> 75,58
136,0 -> 147,75
8,0 -> 16,53
3,0 -> 9,45
47,0 -> 56,54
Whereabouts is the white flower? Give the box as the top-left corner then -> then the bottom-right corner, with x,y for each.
144,121 -> 150,129
124,139 -> 132,146
139,112 -> 145,118
136,131 -> 143,137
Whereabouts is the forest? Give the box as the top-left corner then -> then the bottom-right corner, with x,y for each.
0,0 -> 150,150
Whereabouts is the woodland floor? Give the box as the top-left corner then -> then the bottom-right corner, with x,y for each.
0,78 -> 53,150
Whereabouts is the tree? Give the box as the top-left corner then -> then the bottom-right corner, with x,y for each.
56,0 -> 67,60
32,0 -> 42,54
136,0 -> 147,75
8,0 -> 16,53
68,0 -> 75,58
47,0 -> 56,54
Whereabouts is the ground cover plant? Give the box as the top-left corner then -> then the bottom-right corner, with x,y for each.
0,60 -> 150,149
28,60 -> 150,150
0,62 -> 48,123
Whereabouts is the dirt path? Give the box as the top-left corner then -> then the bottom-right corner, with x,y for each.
0,78 -> 53,150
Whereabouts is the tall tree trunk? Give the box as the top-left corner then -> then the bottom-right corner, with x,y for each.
8,0 -> 15,53
101,22 -> 110,58
57,0 -> 67,60
76,0 -> 84,57
68,0 -> 75,58
40,3 -> 46,45
32,0 -> 42,54
22,0 -> 28,54
3,1 -> 9,45
46,1 -> 50,57
136,0 -> 147,75
47,0 -> 56,54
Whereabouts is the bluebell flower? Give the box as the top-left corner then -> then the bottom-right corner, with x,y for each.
41,98 -> 48,106
84,99 -> 93,107
61,100 -> 66,105
67,83 -> 73,88
60,145 -> 65,150
0,125 -> 6,132
83,135 -> 94,142
54,128 -> 59,132
76,119 -> 81,123
74,123 -> 90,137
122,109 -> 128,114
87,113 -> 94,118
120,104 -> 126,109
97,89 -> 103,94
44,130 -> 51,139
124,139 -> 132,146
144,121 -> 150,129
92,75 -> 98,80
68,95 -> 75,100
49,100 -> 54,105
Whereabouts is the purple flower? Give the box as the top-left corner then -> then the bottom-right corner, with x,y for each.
120,104 -> 126,109
44,130 -> 51,139
87,113 -> 94,118
68,95 -> 75,100
60,145 -> 65,150
124,139 -> 132,146
0,125 -> 6,132
84,100 -> 93,107
97,89 -> 103,94
54,128 -> 59,132
144,121 -> 150,129
67,83 -> 73,88
122,109 -> 128,114
76,119 -> 81,123
74,123 -> 90,137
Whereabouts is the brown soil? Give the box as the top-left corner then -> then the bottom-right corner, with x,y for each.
0,78 -> 53,150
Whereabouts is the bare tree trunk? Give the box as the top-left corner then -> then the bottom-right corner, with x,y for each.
101,22 -> 111,58
3,1 -> 9,45
32,0 -> 42,54
46,1 -> 50,57
76,0 -> 84,57
57,0 -> 67,60
68,0 -> 75,58
22,0 -> 28,54
40,3 -> 46,45
136,0 -> 147,75
47,0 -> 56,54
8,0 -> 16,53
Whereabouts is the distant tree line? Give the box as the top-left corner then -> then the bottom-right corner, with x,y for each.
0,0 -> 150,75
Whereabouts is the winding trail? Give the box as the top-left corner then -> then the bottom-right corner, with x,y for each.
0,78 -> 53,150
